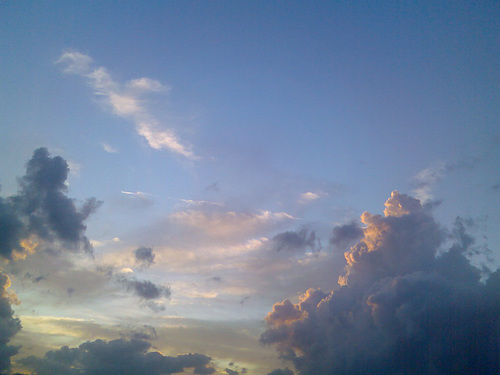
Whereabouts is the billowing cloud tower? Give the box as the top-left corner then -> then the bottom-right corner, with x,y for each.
262,191 -> 499,374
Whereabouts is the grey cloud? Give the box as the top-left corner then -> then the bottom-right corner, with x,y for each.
268,369 -> 294,375
0,197 -> 24,259
20,338 -> 213,375
118,276 -> 171,300
271,229 -> 320,254
0,148 -> 101,259
261,191 -> 499,375
225,369 -> 239,375
126,325 -> 158,341
0,273 -> 22,372
329,221 -> 363,251
134,246 -> 155,268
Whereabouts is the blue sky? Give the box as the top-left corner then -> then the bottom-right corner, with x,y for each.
0,1 -> 499,374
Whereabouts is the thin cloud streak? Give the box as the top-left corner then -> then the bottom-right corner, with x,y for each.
57,51 -> 196,159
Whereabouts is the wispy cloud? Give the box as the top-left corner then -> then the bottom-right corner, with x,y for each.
101,142 -> 117,153
299,191 -> 327,204
57,51 -> 196,159
121,191 -> 153,198
170,210 -> 295,240
411,157 -> 480,202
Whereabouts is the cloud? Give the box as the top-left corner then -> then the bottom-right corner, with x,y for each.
261,191 -> 499,375
411,158 -> 480,202
298,192 -> 326,204
329,220 -> 363,251
134,246 -> 155,268
101,143 -> 117,153
0,148 -> 101,259
121,191 -> 152,199
270,229 -> 320,254
57,51 -> 195,159
0,273 -> 22,372
268,369 -> 294,375
19,338 -> 214,375
170,210 -> 295,241
117,276 -> 171,301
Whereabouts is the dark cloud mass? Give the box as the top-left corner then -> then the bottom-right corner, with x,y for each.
134,246 -> 155,268
19,338 -> 213,375
329,221 -> 363,251
267,369 -> 294,375
0,273 -> 22,372
0,147 -> 101,259
0,148 -> 101,372
262,191 -> 499,375
271,229 -> 320,254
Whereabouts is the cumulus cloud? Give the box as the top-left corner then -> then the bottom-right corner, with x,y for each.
0,273 -> 22,372
261,191 -> 499,375
19,338 -> 214,375
57,51 -> 195,159
134,246 -> 155,268
0,147 -> 101,259
329,221 -> 363,251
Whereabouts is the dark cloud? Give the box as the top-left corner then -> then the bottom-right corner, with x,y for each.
0,148 -> 101,371
329,221 -> 363,251
134,246 -> 155,268
262,191 -> 500,375
122,324 -> 158,341
267,369 -> 294,375
271,229 -> 320,254
225,369 -> 239,375
118,276 -> 171,300
0,272 -> 22,372
0,148 -> 101,259
0,196 -> 24,259
20,338 -> 214,375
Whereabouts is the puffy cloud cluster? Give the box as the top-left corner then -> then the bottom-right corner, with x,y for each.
262,191 -> 499,374
19,338 -> 214,375
0,147 -> 101,260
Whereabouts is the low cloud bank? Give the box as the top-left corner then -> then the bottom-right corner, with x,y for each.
19,338 -> 214,375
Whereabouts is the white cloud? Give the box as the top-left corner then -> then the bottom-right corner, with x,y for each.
411,161 -> 448,202
57,51 -> 195,159
56,51 -> 93,74
102,143 -> 117,153
136,122 -> 195,158
299,191 -> 327,203
121,191 -> 152,198
170,210 -> 295,239
127,77 -> 166,92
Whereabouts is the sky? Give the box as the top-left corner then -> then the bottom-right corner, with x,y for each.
0,1 -> 499,374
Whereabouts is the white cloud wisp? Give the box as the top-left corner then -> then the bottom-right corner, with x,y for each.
57,51 -> 196,159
